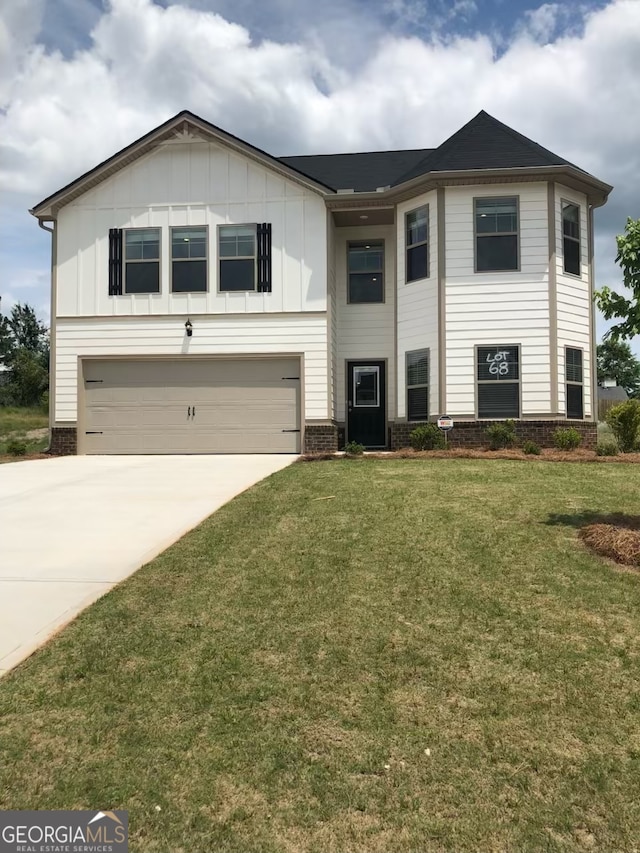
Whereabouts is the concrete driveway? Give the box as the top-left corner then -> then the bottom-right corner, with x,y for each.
0,454 -> 295,676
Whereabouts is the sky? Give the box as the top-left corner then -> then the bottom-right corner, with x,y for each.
1,0 -> 639,353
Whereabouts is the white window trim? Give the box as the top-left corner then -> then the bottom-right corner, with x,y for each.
473,196 -> 520,274
405,206 -> 429,283
217,223 -> 258,293
170,225 -> 209,294
123,227 -> 161,295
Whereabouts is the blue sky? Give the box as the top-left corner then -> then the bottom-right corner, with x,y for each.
0,0 -> 638,353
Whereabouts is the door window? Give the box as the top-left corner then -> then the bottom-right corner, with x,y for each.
353,366 -> 379,407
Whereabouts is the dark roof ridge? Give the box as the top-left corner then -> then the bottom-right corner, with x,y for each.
278,147 -> 433,159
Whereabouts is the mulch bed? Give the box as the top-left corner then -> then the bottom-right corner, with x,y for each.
579,516 -> 640,569
301,448 -> 640,464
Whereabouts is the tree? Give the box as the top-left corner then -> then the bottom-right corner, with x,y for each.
0,301 -> 49,407
596,217 -> 640,340
7,303 -> 49,359
597,339 -> 640,398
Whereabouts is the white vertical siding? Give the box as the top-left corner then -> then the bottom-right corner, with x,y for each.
54,315 -> 328,423
335,225 -> 396,422
56,141 -> 327,317
444,183 -> 552,416
554,185 -> 592,417
396,190 -> 438,419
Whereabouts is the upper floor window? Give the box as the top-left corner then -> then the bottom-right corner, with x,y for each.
124,228 -> 160,294
219,225 -> 257,291
562,202 -> 581,276
477,345 -> 520,418
171,227 -> 207,293
218,223 -> 273,293
348,241 -> 384,303
407,349 -> 429,421
475,197 -> 519,272
406,206 -> 429,282
565,346 -> 584,419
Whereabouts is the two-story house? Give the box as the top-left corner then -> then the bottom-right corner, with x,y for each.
30,109 -> 612,455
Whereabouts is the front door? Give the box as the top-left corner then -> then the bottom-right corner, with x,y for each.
347,361 -> 386,448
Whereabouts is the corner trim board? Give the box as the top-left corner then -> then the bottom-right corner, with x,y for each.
547,182 -> 559,414
437,187 -> 446,413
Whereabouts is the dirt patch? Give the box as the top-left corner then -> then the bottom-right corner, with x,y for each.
580,516 -> 640,568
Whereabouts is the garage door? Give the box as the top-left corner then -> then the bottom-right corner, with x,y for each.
81,357 -> 301,454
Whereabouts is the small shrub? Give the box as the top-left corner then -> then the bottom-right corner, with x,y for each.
40,390 -> 49,412
522,440 -> 541,455
606,399 -> 640,453
409,423 -> 445,451
6,438 -> 28,456
596,441 -> 619,457
553,427 -> 582,450
485,420 -> 517,450
344,440 -> 365,456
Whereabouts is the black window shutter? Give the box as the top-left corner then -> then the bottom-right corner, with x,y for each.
257,223 -> 272,292
108,228 -> 123,295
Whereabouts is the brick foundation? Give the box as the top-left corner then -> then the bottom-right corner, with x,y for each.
49,427 -> 77,455
390,420 -> 597,450
304,422 -> 340,453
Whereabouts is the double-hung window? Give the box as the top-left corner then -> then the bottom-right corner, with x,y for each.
565,347 -> 584,419
406,206 -> 429,282
219,223 -> 273,292
475,197 -> 519,272
124,228 -> 160,294
219,225 -> 257,291
406,349 -> 429,421
348,241 -> 384,303
477,345 -> 520,418
171,227 -> 207,292
562,202 -> 581,276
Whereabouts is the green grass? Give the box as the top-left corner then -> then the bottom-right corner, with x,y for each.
0,405 -> 48,455
1,459 -> 640,852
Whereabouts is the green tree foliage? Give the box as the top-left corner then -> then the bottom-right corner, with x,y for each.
597,339 -> 640,397
596,217 -> 640,340
0,301 -> 50,406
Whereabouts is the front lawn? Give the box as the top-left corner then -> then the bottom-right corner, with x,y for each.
1,459 -> 640,852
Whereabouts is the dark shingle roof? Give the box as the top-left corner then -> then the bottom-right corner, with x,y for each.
278,149 -> 432,193
278,111 -> 586,192
598,386 -> 629,402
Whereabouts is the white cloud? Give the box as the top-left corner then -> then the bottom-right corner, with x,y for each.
0,0 -> 639,345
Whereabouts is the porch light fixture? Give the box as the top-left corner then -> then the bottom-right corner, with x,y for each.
185,318 -> 193,337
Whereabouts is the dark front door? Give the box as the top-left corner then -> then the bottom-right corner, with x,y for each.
347,361 -> 386,448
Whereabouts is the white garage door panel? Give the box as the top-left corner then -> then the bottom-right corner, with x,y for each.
82,358 -> 301,454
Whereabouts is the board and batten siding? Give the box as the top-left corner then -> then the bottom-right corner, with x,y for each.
554,185 -> 592,418
396,190 -> 438,420
55,140 -> 328,317
335,225 -> 396,422
444,183 -> 552,416
54,315 -> 328,424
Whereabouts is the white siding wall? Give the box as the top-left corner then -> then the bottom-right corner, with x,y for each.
444,183 -> 552,416
554,185 -> 592,417
56,141 -> 327,317
396,190 -> 438,419
54,315 -> 328,423
335,225 -> 396,422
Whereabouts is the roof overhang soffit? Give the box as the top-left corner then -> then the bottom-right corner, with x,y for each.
324,166 -> 613,210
